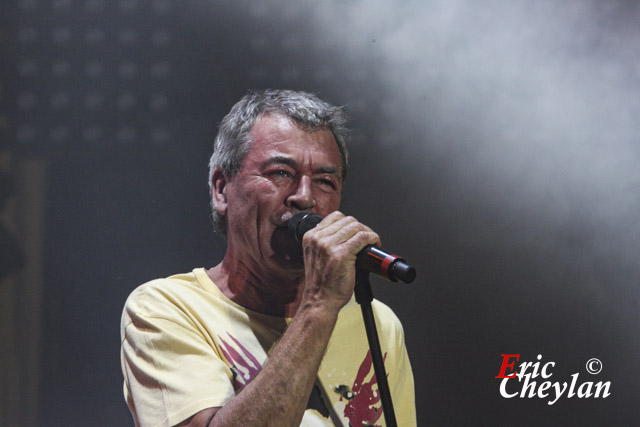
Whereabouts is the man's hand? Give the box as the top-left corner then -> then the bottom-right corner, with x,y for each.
299,211 -> 381,314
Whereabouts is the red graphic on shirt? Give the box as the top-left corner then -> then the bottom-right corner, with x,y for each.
341,350 -> 386,427
218,333 -> 261,388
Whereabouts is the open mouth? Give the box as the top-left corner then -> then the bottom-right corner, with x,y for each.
271,226 -> 304,265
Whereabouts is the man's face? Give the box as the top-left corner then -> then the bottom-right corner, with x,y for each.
219,113 -> 343,278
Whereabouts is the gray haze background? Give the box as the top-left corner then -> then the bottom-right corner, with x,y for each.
3,0 -> 639,425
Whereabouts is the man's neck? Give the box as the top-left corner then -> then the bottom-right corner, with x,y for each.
207,257 -> 304,318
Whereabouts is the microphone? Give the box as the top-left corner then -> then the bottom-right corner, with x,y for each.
288,212 -> 416,283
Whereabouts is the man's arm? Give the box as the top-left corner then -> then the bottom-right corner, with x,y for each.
181,212 -> 380,426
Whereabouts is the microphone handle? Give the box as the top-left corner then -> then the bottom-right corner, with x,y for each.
357,246 -> 416,283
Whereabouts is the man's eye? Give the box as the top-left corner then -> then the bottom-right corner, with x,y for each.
316,178 -> 336,189
270,170 -> 293,178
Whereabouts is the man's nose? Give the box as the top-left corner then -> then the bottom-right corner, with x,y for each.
286,175 -> 315,211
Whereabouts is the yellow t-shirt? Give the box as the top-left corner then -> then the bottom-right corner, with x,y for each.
120,268 -> 416,426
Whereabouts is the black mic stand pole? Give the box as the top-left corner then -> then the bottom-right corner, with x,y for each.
354,267 -> 397,427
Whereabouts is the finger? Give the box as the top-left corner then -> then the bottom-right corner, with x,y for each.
343,230 -> 381,254
307,214 -> 359,243
330,220 -> 374,246
307,216 -> 380,254
312,211 -> 345,231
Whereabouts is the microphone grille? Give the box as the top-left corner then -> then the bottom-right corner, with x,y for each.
288,212 -> 323,243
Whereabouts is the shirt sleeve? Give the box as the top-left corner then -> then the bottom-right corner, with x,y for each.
120,284 -> 235,427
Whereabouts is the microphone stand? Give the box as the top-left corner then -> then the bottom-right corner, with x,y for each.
354,267 -> 397,427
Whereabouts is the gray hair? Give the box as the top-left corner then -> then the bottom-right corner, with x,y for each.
208,89 -> 350,235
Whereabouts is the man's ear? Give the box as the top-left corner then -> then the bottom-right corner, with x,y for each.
211,168 -> 228,216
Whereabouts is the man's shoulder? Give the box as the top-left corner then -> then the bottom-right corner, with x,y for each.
128,269 -> 198,297
371,298 -> 400,321
122,269 -> 209,320
337,298 -> 404,334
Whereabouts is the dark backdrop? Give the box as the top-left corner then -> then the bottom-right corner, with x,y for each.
3,0 -> 639,425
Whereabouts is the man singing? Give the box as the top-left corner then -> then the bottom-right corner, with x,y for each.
120,89 -> 416,426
